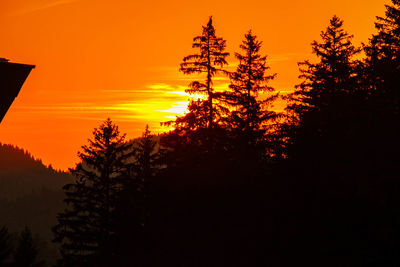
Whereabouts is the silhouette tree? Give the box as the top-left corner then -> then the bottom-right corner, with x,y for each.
285,15 -> 362,160
113,125 -> 162,265
365,0 -> 400,92
219,31 -> 279,159
0,226 -> 12,265
53,118 -> 134,267
161,17 -> 231,171
13,227 -> 43,267
133,125 -> 162,182
357,4 -> 400,264
178,16 -> 229,130
276,16 -> 399,266
364,0 -> 400,150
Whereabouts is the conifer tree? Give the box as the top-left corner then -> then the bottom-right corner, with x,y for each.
0,226 -> 12,265
285,16 -> 361,160
117,125 -> 161,234
364,0 -> 400,117
289,16 -> 360,116
113,125 -> 162,265
220,31 -> 278,158
134,125 -> 162,181
278,17 -> 375,265
362,0 -> 400,184
366,0 -> 400,62
53,118 -> 134,267
13,227 -> 43,267
178,16 -> 229,130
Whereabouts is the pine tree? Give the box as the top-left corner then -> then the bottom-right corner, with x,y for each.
134,125 -> 162,181
290,15 -> 360,115
362,0 -> 400,204
278,17 -> 377,266
113,125 -> 162,265
285,16 -> 362,160
0,226 -> 12,265
364,0 -> 400,117
366,0 -> 400,62
117,125 -> 161,235
13,227 -> 43,267
178,16 -> 229,130
219,31 -> 279,158
53,118 -> 134,267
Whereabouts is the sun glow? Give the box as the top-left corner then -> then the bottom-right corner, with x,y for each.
0,0 -> 387,170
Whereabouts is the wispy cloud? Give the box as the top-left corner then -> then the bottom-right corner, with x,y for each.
12,79 -> 288,133
12,0 -> 80,16
12,83 -> 193,129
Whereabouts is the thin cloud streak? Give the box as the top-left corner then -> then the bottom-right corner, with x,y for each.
12,0 -> 80,16
11,84 -> 192,125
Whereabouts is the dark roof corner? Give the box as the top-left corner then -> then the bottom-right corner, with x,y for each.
0,60 -> 35,123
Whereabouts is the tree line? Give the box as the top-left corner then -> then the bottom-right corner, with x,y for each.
8,1 -> 399,266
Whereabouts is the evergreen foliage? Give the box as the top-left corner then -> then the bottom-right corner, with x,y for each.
285,15 -> 362,161
364,0 -> 400,161
174,16 -> 229,130
219,31 -> 279,160
113,125 -> 162,265
53,118 -> 134,266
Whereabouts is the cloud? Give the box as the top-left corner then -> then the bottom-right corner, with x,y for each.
268,53 -> 311,63
12,83 -> 193,126
13,0 -> 80,15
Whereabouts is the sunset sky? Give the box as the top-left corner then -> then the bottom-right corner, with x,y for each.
0,0 -> 388,170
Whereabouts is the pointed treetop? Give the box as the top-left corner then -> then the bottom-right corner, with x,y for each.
330,15 -> 342,27
207,16 -> 213,27
201,15 -> 216,38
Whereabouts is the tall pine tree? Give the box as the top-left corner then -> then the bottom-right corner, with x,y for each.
219,31 -> 279,159
53,118 -> 134,267
113,125 -> 162,265
178,16 -> 229,130
285,15 -> 362,161
279,16 -> 378,266
365,0 -> 400,70
364,0 -> 400,157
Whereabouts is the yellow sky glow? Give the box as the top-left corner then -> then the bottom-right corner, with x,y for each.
0,0 -> 389,170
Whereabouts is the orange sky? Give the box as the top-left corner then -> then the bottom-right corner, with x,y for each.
0,0 -> 389,170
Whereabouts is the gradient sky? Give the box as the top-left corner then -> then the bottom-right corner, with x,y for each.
0,0 -> 389,170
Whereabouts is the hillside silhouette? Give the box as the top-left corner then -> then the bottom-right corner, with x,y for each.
0,143 -> 70,198
0,143 -> 71,266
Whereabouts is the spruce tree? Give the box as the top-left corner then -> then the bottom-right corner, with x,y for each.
117,125 -> 161,233
366,0 -> 400,63
290,16 -> 360,115
220,31 -> 278,159
285,15 -> 361,160
362,4 -> 400,257
178,16 -> 229,130
53,118 -> 134,267
280,17 -> 373,266
113,125 -> 162,265
364,0 -> 400,121
13,227 -> 43,267
134,125 -> 162,181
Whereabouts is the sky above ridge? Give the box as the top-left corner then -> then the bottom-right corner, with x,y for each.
0,0 -> 389,170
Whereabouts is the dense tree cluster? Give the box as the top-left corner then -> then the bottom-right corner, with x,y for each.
52,119 -> 161,266
51,2 -> 400,266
